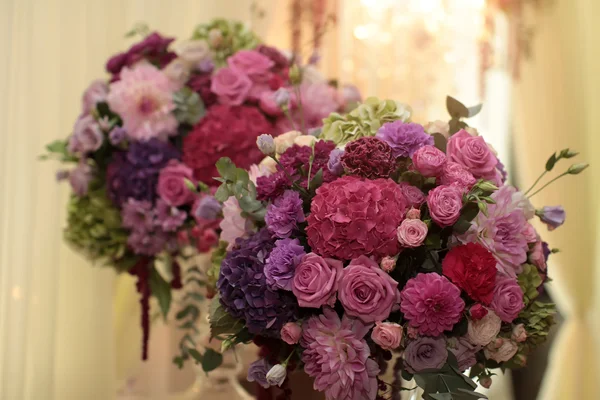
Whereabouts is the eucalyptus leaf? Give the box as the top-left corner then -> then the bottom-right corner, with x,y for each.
467,104 -> 483,118
208,296 -> 244,338
214,184 -> 230,202
201,348 -> 223,373
176,304 -> 200,321
188,348 -> 203,363
215,157 -> 237,182
433,133 -> 448,152
149,266 -> 172,320
446,96 -> 469,119
545,152 -> 557,172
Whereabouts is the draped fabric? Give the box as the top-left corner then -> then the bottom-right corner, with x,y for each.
512,0 -> 600,398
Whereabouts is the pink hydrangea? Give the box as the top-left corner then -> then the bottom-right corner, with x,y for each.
106,64 -> 178,141
400,273 -> 465,337
301,308 -> 379,400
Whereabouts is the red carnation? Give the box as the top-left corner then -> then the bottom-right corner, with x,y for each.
183,105 -> 273,184
442,243 -> 497,305
306,176 -> 408,261
341,137 -> 395,179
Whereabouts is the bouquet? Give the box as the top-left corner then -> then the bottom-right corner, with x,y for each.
207,96 -> 587,399
43,19 -> 359,361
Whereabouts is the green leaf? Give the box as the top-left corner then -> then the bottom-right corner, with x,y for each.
545,152 -> 557,172
215,158 -> 237,181
208,296 -> 244,338
214,183 -> 230,202
448,119 -> 467,135
446,96 -> 469,119
176,304 -> 200,321
467,104 -> 483,118
46,139 -> 68,154
173,87 -> 206,125
201,348 -> 223,373
477,201 -> 488,217
453,219 -> 472,235
309,168 -> 324,190
149,266 -> 172,320
433,133 -> 447,153
188,348 -> 204,363
173,356 -> 186,369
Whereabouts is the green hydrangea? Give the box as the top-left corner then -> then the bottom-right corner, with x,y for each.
191,19 -> 261,66
207,240 -> 228,290
320,97 -> 413,146
64,183 -> 136,272
517,264 -> 543,306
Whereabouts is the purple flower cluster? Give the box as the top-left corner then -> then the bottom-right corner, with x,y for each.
265,238 -> 306,291
218,229 -> 297,336
106,32 -> 176,77
264,190 -> 305,238
376,121 -> 434,158
106,139 -> 180,206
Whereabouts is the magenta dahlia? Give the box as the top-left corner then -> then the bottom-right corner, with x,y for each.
400,272 -> 465,337
306,176 -> 408,261
301,308 -> 379,400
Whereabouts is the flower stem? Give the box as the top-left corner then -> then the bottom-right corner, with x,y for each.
527,172 -> 568,198
282,106 -> 298,132
524,171 -> 547,195
294,84 -> 306,134
306,144 -> 315,190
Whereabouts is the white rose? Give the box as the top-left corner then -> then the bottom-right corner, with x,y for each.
294,135 -> 317,147
484,338 -> 518,362
274,130 -> 302,154
175,39 -> 210,64
266,364 -> 287,387
467,310 -> 501,346
424,120 -> 450,138
465,126 -> 479,136
162,59 -> 191,88
259,156 -> 278,173
301,65 -> 327,84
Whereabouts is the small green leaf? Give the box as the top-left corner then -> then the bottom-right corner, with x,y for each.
188,348 -> 204,363
214,184 -> 230,202
173,356 -> 186,369
176,304 -> 200,321
309,168 -> 324,190
208,296 -> 244,338
46,139 -> 68,154
215,157 -> 237,181
446,96 -> 470,119
201,348 -> 223,373
184,179 -> 198,193
545,152 -> 557,172
477,201 -> 488,217
467,104 -> 483,118
149,266 -> 172,320
433,133 -> 447,152
453,219 -> 472,235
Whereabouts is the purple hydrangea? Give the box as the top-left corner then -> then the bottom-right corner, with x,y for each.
121,198 -> 154,230
127,230 -> 169,256
247,358 -> 273,389
376,121 -> 434,158
218,228 -> 297,336
264,190 -> 305,238
106,139 -> 180,206
264,238 -> 306,291
155,199 -> 186,232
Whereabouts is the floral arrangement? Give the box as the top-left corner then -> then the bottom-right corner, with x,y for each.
206,96 -> 587,399
43,19 -> 360,362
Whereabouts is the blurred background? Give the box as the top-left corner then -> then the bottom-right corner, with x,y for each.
0,0 -> 598,399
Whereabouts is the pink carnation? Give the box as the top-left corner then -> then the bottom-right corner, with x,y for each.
301,308 -> 379,400
400,273 -> 465,337
306,176 -> 407,261
427,184 -> 463,227
106,64 -> 178,141
412,145 -> 446,177
446,129 -> 501,184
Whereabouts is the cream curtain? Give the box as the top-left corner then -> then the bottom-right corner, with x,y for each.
512,0 -> 600,399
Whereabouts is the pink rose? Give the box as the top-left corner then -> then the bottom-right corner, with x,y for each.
490,276 -> 524,322
467,310 -> 501,346
371,322 -> 403,350
210,66 -> 252,105
157,160 -> 195,206
406,325 -> 419,339
406,208 -> 421,219
529,240 -> 547,271
479,376 -> 492,389
397,219 -> 428,248
398,182 -> 426,208
292,253 -> 343,308
412,145 -> 446,177
258,90 -> 283,116
511,323 -> 527,343
69,115 -> 104,154
439,161 -> 477,191
339,255 -> 401,323
446,129 -> 500,183
228,50 -> 274,83
280,322 -> 302,345
484,338 -> 518,362
81,79 -> 109,115
427,184 -> 463,227
380,256 -> 397,273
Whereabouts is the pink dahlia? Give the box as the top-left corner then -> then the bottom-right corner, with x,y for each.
306,176 -> 408,261
458,186 -> 530,276
106,64 -> 178,141
400,272 -> 465,337
301,308 -> 379,400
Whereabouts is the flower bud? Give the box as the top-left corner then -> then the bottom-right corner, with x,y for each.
567,163 -> 589,175
273,88 -> 291,108
266,364 -> 287,387
256,134 -> 276,156
289,64 -> 301,85
479,376 -> 492,389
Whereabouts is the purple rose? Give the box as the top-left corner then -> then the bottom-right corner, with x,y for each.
398,182 -> 426,208
292,253 -> 343,308
327,148 -> 345,176
536,206 -> 566,231
228,50 -> 274,83
376,121 -> 434,158
157,160 -> 195,206
210,67 -> 252,105
193,195 -> 221,221
490,276 -> 524,322
450,337 -> 481,372
411,145 -> 447,177
265,190 -> 305,238
247,358 -> 273,389
339,255 -> 401,323
280,322 -> 302,345
265,238 -> 306,291
404,337 -> 448,373
427,184 -> 463,227
81,79 -> 108,115
69,115 -> 104,154
446,129 -> 500,184
69,162 -> 94,196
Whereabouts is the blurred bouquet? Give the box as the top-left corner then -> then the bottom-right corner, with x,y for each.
205,96 -> 587,399
43,19 -> 359,362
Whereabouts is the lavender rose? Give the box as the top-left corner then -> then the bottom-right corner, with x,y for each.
228,50 -> 274,83
157,160 -> 195,206
327,148 -> 345,176
371,322 -> 403,350
446,129 -> 500,184
81,79 -> 109,115
338,255 -> 401,323
265,238 -> 306,291
450,337 -> 481,371
490,276 -> 525,322
69,162 -> 94,196
210,66 -> 252,105
247,358 -> 273,389
467,309 -> 502,346
427,184 -> 463,227
404,337 -> 448,373
412,145 -> 447,177
69,115 -> 104,154
398,182 -> 425,208
292,253 -> 343,308
264,190 -> 305,238
280,322 -> 302,345
397,219 -> 428,248
484,338 -> 518,362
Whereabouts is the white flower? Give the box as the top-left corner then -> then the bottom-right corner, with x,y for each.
294,135 -> 317,147
393,101 -> 412,122
301,65 -> 327,84
467,310 -> 501,346
259,156 -> 278,174
175,39 -> 210,64
274,130 -> 302,154
484,338 -> 518,362
424,120 -> 450,138
162,59 -> 191,88
266,364 -> 287,387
